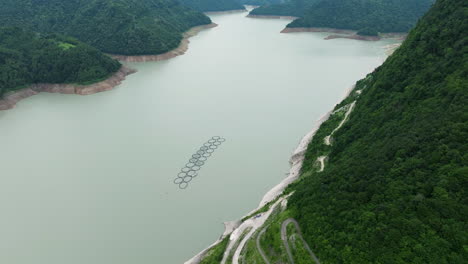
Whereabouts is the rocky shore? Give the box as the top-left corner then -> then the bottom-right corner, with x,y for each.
0,66 -> 136,111
110,23 -> 218,62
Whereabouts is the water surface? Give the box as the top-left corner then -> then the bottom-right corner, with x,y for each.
0,10 -> 398,264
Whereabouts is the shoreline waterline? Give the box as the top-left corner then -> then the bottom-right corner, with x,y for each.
0,66 -> 136,111
204,9 -> 247,15
109,23 -> 218,62
246,14 -> 298,20
184,83 -> 357,263
281,27 -> 407,41
0,22 -> 218,110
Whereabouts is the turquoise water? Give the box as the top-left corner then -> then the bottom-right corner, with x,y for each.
0,10 -> 398,264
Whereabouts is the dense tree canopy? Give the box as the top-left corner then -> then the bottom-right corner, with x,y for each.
0,0 -> 212,55
287,0 -> 435,33
238,0 -> 284,6
179,0 -> 245,12
249,0 -> 320,17
0,27 -> 121,96
290,0 -> 467,262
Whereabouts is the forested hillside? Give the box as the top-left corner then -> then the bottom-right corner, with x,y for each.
179,0 -> 245,12
289,0 -> 467,262
238,0 -> 283,6
0,27 -> 121,96
286,0 -> 434,33
0,0 -> 211,55
249,0 -> 320,17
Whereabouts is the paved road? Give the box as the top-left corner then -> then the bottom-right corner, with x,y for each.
256,228 -> 271,264
281,218 -> 320,264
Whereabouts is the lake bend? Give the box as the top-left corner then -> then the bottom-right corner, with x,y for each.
0,10 -> 400,264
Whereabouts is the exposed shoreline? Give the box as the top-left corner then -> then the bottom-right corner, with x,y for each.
281,27 -> 407,41
325,34 -> 380,41
109,23 -> 218,62
0,23 -> 218,110
246,14 -> 298,20
0,66 -> 136,111
204,9 -> 247,15
185,84 -> 357,264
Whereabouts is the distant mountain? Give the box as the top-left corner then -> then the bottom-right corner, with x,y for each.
249,0 -> 321,17
238,0 -> 284,7
0,0 -> 212,55
288,0 -> 435,33
179,0 -> 245,12
0,27 -> 121,96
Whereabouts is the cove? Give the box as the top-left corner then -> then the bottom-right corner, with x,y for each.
0,10 -> 399,264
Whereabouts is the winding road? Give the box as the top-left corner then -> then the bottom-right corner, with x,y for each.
281,218 -> 320,264
324,101 -> 356,146
256,228 -> 271,264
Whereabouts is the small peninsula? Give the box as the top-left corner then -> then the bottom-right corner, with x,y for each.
0,27 -> 132,110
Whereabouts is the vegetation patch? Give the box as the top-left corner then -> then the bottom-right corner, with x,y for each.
0,27 -> 120,97
57,41 -> 76,50
225,227 -> 252,263
200,236 -> 230,264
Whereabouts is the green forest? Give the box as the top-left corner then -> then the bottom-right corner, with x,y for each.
238,0 -> 283,6
0,0 -> 212,55
0,27 -> 121,97
288,0 -> 468,262
250,0 -> 434,34
287,0 -> 435,33
249,0 -> 321,17
178,0 -> 245,12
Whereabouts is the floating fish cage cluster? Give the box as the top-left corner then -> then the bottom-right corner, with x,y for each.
174,136 -> 226,189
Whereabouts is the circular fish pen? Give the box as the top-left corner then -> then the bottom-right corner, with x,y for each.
173,136 -> 226,189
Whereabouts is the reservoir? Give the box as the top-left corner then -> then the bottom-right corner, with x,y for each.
0,10 -> 398,264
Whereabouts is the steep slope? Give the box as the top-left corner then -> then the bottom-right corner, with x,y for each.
288,0 -> 467,262
178,0 -> 245,12
287,0 -> 434,33
0,0 -> 212,55
0,27 -> 121,97
197,0 -> 468,263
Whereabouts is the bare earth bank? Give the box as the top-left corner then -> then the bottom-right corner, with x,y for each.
281,27 -> 407,41
247,14 -> 298,20
110,23 -> 218,62
0,23 -> 220,110
204,9 -> 247,15
0,66 -> 136,111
